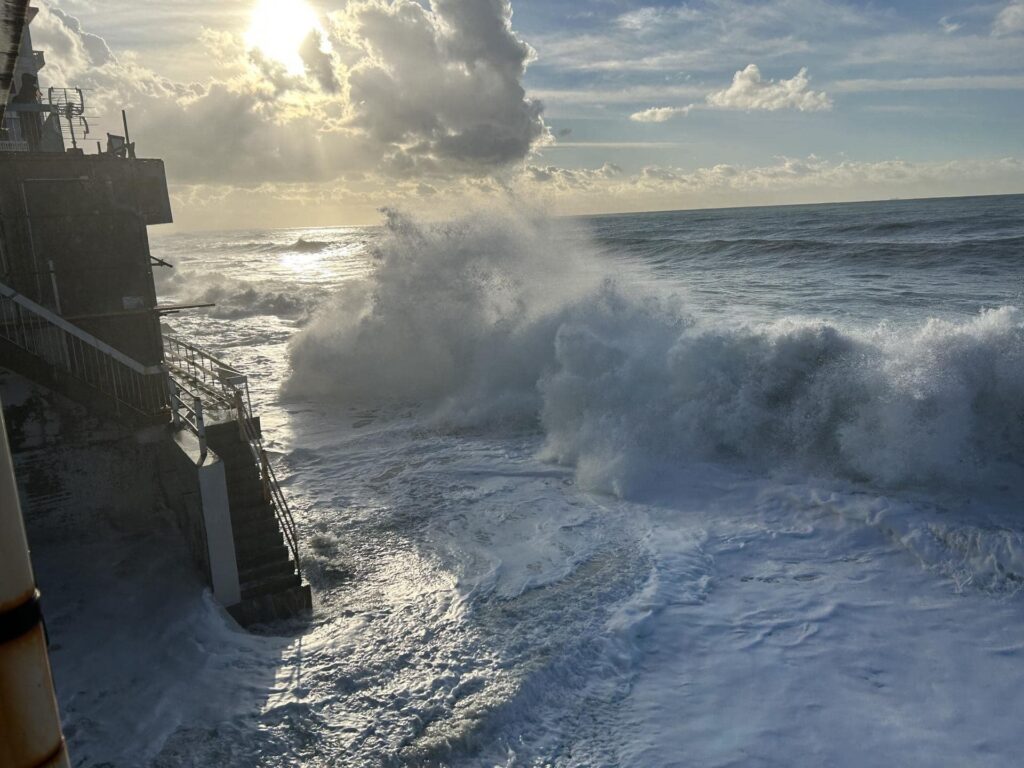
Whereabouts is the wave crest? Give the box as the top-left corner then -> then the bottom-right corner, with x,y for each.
285,209 -> 1024,496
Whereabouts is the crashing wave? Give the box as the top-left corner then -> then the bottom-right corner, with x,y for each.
285,209 -> 1024,497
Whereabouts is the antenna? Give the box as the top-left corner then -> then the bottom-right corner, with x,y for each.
47,87 -> 90,150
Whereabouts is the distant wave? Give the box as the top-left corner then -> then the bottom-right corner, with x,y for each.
268,237 -> 334,253
285,209 -> 1024,497
156,269 -> 323,320
204,236 -> 337,254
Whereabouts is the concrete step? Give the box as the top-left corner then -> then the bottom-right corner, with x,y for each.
228,582 -> 311,627
224,466 -> 260,485
219,449 -> 259,469
227,485 -> 265,507
234,531 -> 285,562
234,541 -> 288,570
229,499 -> 275,519
239,558 -> 296,587
231,513 -> 280,541
240,570 -> 301,601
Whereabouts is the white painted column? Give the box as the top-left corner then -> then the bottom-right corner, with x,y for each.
197,459 -> 241,607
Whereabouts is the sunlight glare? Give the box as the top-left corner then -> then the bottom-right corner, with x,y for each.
246,0 -> 323,75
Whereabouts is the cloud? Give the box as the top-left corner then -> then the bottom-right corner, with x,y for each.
939,16 -> 961,34
298,29 -> 339,94
629,64 -> 828,123
525,162 -> 622,186
336,0 -> 546,171
30,0 -> 547,190
833,75 -> 1024,93
706,64 -> 832,111
629,105 -> 693,122
509,156 -> 1024,215
993,2 -> 1024,36
616,6 -> 703,32
48,6 -> 113,65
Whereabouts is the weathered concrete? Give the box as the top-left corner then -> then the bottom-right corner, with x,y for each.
161,431 -> 241,607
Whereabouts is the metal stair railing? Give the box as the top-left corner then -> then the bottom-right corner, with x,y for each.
162,332 -> 302,579
0,280 -> 168,416
168,377 -> 208,459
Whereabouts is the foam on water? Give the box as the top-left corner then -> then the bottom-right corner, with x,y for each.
41,196 -> 1024,766
285,208 -> 1024,498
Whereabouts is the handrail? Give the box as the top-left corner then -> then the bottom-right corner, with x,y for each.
168,378 -> 207,459
162,332 -> 301,578
232,390 -> 302,578
2,282 -> 163,374
0,280 -> 168,416
161,331 -> 250,412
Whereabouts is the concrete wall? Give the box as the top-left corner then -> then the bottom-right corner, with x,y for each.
0,370 -> 163,539
1,369 -> 240,608
158,432 -> 240,607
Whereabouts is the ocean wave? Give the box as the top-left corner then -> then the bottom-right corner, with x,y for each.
266,237 -> 335,254
157,270 -> 323,320
285,209 -> 1024,497
198,236 -> 338,254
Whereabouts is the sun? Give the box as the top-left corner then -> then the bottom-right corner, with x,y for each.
246,0 -> 324,75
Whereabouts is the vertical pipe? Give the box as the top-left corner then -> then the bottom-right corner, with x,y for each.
194,396 -> 206,460
168,379 -> 180,429
260,449 -> 271,503
46,261 -> 60,315
121,110 -> 131,157
234,391 -> 245,442
0,400 -> 71,768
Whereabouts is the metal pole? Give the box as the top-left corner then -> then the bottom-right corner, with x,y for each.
121,110 -> 132,158
0,399 -> 71,768
168,379 -> 180,429
46,260 -> 61,315
260,449 -> 271,502
194,396 -> 206,459
235,391 -> 246,442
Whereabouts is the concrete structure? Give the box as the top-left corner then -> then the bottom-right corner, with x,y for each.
0,4 -> 310,631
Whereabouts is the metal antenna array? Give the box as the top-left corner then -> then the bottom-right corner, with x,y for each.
47,86 -> 89,149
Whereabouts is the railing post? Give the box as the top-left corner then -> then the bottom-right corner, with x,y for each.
168,378 -> 181,428
260,449 -> 271,503
194,396 -> 207,459
235,390 -> 246,441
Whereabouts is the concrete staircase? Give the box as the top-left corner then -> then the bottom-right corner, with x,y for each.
206,421 -> 311,626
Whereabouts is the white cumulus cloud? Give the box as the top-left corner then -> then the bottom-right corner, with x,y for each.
706,64 -> 832,112
993,2 -> 1024,35
337,0 -> 547,172
629,105 -> 693,122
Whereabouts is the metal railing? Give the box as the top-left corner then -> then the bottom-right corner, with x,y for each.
0,281 -> 168,416
0,115 -> 30,152
162,332 -> 250,413
163,332 -> 302,577
168,377 -> 207,458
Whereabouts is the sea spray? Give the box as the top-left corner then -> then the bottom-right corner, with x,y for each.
285,208 -> 1024,495
284,208 -> 607,422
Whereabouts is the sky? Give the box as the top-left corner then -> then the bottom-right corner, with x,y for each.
26,0 -> 1024,229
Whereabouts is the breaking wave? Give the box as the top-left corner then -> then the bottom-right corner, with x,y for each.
285,209 -> 1024,497
203,236 -> 338,254
157,270 -> 323,321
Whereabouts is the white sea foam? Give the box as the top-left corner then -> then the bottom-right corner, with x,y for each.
286,208 -> 1024,497
45,199 -> 1024,765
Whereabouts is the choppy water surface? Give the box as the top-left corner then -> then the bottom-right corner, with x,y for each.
47,195 -> 1024,766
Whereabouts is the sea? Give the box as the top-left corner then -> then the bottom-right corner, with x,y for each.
39,193 -> 1024,766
